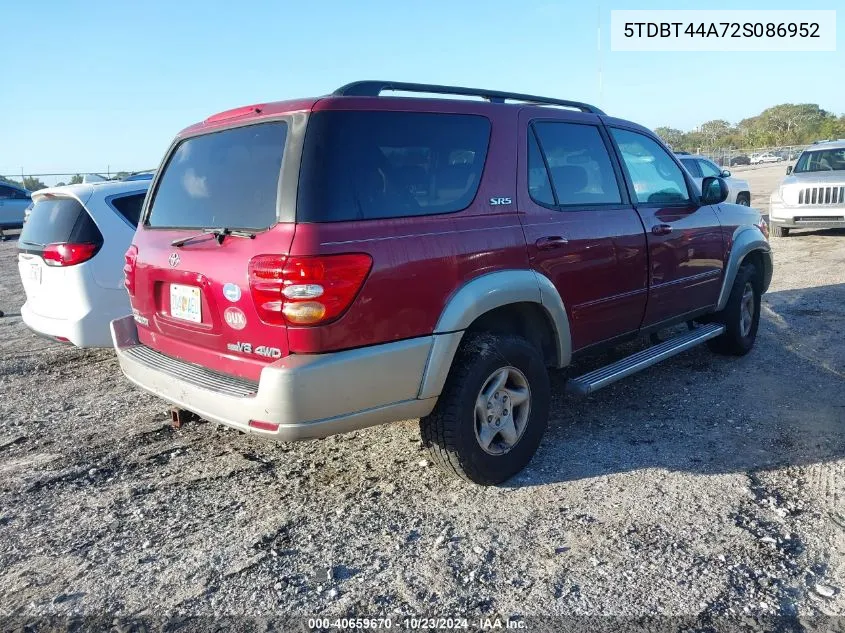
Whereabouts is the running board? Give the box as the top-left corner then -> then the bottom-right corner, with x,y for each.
566,323 -> 725,396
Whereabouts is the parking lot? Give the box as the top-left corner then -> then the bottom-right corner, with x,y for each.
1,164 -> 843,623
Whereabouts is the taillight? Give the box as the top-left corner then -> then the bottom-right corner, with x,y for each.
248,254 -> 372,326
123,245 -> 138,294
42,243 -> 99,267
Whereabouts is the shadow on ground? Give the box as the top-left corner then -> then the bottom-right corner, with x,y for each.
508,282 -> 845,487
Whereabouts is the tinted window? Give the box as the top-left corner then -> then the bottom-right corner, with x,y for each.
531,122 -> 621,206
0,185 -> 15,199
611,129 -> 690,204
110,193 -> 146,226
679,158 -> 701,177
297,111 -> 490,222
795,148 -> 845,173
19,197 -> 103,250
527,131 -> 555,205
698,159 -> 721,178
147,122 -> 287,229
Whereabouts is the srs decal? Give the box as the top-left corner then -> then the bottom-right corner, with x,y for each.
223,307 -> 247,330
223,283 -> 242,302
490,197 -> 512,206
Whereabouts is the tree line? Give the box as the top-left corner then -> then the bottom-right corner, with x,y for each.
655,104 -> 845,153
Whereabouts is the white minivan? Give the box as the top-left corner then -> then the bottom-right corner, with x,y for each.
17,180 -> 150,347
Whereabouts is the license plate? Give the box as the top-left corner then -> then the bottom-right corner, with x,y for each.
170,284 -> 201,323
28,263 -> 41,284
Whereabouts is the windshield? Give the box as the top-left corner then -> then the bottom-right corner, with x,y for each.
146,122 -> 287,230
794,148 -> 845,173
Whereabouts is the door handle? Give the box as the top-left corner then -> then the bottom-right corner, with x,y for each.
652,224 -> 673,236
535,236 -> 569,250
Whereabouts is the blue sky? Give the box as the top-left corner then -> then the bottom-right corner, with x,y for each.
2,0 -> 842,180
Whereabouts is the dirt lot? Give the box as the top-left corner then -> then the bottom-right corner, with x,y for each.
1,164 -> 843,629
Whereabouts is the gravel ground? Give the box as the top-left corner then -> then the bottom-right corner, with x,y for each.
1,164 -> 843,630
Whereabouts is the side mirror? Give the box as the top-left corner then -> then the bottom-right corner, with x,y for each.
720,169 -> 731,178
701,176 -> 729,205
786,166 -> 793,175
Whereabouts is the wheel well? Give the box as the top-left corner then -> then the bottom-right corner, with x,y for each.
465,302 -> 558,367
741,250 -> 765,288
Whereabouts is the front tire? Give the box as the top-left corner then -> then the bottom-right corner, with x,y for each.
772,224 -> 790,237
707,263 -> 761,356
420,333 -> 550,485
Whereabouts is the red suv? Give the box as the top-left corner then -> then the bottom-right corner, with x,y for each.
113,81 -> 772,484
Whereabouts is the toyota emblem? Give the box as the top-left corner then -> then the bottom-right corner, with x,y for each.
168,252 -> 180,268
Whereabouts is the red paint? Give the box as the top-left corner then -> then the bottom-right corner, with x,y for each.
129,92 -> 733,381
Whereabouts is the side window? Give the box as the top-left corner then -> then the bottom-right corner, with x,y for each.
0,186 -> 13,200
680,158 -> 702,177
698,159 -> 721,178
611,129 -> 690,204
110,193 -> 146,226
527,130 -> 555,206
532,122 -> 622,206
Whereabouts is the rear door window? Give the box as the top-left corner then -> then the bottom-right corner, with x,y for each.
530,122 -> 622,207
146,122 -> 287,230
19,197 -> 103,251
297,111 -> 490,222
697,159 -> 722,178
679,158 -> 702,177
109,192 -> 146,226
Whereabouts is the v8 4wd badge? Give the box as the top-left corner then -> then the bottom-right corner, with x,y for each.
226,341 -> 281,359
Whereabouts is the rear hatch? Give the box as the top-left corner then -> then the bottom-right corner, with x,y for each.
18,192 -> 103,317
129,121 -> 296,381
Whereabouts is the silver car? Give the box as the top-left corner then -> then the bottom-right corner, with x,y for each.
0,182 -> 32,236
769,139 -> 845,237
677,154 -> 752,206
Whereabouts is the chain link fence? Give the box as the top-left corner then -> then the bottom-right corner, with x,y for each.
682,145 -> 809,167
1,170 -> 152,190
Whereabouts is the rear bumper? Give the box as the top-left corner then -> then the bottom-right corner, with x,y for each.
22,301 -> 124,348
110,316 -> 438,441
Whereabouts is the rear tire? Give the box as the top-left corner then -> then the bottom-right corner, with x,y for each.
772,224 -> 790,237
707,263 -> 761,356
420,333 -> 550,485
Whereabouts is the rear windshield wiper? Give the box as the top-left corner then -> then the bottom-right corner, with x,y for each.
171,227 -> 257,247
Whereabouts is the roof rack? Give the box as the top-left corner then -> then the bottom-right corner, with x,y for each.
333,81 -> 605,115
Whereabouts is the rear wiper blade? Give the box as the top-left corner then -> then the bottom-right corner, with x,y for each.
171,227 -> 257,247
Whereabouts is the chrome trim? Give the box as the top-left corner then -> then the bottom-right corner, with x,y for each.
567,323 -> 725,396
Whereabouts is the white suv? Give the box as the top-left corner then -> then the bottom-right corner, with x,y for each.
17,180 -> 149,346
769,140 -> 845,237
678,154 -> 752,206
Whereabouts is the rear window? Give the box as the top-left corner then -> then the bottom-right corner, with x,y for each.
297,111 -> 490,222
109,193 -> 146,226
146,122 -> 287,230
19,197 -> 103,249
